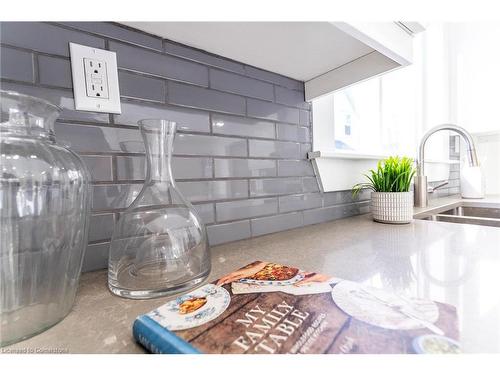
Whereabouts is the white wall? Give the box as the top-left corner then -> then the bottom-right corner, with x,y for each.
474,132 -> 500,195
447,23 -> 500,194
449,23 -> 500,134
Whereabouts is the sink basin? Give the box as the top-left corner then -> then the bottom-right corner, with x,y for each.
439,205 -> 500,219
417,203 -> 500,228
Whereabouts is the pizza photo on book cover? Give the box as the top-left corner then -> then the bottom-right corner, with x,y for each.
133,261 -> 461,354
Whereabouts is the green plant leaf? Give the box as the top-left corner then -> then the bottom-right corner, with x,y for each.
351,155 -> 416,195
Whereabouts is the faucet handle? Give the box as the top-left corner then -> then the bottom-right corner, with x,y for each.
427,181 -> 449,193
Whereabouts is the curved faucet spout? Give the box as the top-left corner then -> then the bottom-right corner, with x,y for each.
414,123 -> 480,207
417,123 -> 479,177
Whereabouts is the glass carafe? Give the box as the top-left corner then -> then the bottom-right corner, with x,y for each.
0,90 -> 91,346
108,119 -> 210,299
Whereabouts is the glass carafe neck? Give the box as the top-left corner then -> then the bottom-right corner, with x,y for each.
140,119 -> 176,183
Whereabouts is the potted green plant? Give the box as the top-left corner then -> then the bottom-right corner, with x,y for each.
352,156 -> 416,224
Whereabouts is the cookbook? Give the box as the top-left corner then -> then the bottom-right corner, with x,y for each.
133,261 -> 460,354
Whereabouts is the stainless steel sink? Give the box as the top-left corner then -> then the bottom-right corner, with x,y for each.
416,203 -> 500,227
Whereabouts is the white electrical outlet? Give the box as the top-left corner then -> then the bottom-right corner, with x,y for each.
83,58 -> 109,99
69,43 -> 121,114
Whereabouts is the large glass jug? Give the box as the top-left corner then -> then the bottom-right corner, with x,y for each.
108,119 -> 210,299
0,90 -> 91,346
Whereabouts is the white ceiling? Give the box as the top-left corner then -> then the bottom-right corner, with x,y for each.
121,22 -> 374,81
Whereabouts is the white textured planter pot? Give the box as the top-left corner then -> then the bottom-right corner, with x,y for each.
370,192 -> 413,224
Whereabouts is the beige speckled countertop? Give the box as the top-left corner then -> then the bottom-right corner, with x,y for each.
3,196 -> 500,354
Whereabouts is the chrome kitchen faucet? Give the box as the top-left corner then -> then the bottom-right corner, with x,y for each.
414,124 -> 480,207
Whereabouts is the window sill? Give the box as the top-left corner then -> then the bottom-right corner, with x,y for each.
308,150 -> 460,164
309,150 -> 458,192
310,151 -> 390,160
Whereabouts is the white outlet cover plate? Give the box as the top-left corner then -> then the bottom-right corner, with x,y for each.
69,42 -> 121,114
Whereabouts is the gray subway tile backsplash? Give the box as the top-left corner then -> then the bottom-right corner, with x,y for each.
248,139 -> 300,159
214,158 -> 276,178
0,22 -> 105,57
247,98 -> 300,124
299,109 -> 311,127
0,46 -> 34,83
177,180 -> 248,202
211,113 -> 275,139
92,184 -> 143,210
109,41 -> 209,86
38,55 -> 72,88
277,160 -> 314,177
172,156 -> 213,179
302,177 -> 320,193
244,65 -> 303,91
169,81 -> 246,115
114,156 -> 144,180
299,143 -> 312,159
250,177 -> 303,197
279,193 -> 323,213
88,213 -> 115,242
303,202 -> 370,226
114,100 -> 210,133
118,70 -> 165,102
250,212 -> 303,237
193,203 -> 215,225
207,220 -> 251,246
276,123 -> 309,142
323,189 -> 371,206
210,68 -> 274,101
116,156 -> 213,180
163,41 -> 246,74
274,86 -> 306,108
2,22 -> 385,272
81,155 -> 113,182
55,123 -> 247,156
358,201 -> 371,214
216,198 -> 278,222
82,242 -> 110,272
303,205 -> 346,226
54,123 -> 142,153
174,133 -> 247,157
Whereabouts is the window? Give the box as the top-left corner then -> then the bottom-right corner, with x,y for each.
333,77 -> 380,153
313,23 -> 454,161
331,51 -> 420,157
311,24 -> 458,191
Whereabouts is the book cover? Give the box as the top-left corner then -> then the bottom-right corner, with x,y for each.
133,261 -> 460,354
